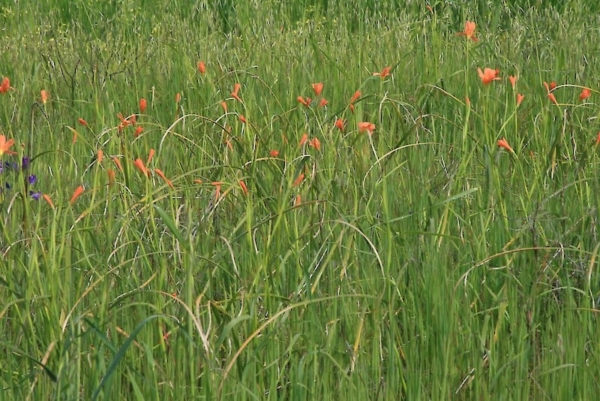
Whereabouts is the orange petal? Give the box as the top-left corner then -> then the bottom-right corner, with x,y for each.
69,185 -> 84,205
312,82 -> 323,97
155,168 -> 174,189
293,173 -> 305,187
133,158 -> 149,177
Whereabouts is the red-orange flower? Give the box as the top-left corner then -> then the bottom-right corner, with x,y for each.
497,138 -> 514,153
508,76 -> 517,89
239,180 -> 248,195
309,137 -> 321,151
373,66 -> 391,79
516,93 -> 524,106
350,90 -> 361,104
139,98 -> 147,113
40,90 -> 49,104
211,181 -> 223,201
548,92 -> 558,105
293,173 -> 305,187
0,77 -> 11,94
294,194 -> 301,206
78,118 -> 88,127
231,83 -> 242,102
477,68 -> 500,85
312,82 -> 323,96
97,149 -> 104,165
580,88 -> 591,101
335,119 -> 345,131
112,157 -> 123,172
133,158 -> 149,177
134,126 -> 144,137
147,148 -> 155,165
155,169 -> 174,189
69,185 -> 85,205
297,96 -> 311,107
269,149 -> 279,157
175,93 -> 181,103
42,194 -> 55,209
358,122 -> 376,135
239,115 -> 247,124
298,133 -> 308,147
596,132 -> 600,147
197,61 -> 206,75
318,98 -> 328,107
0,134 -> 16,156
457,21 -> 478,42
107,169 -> 116,186
221,101 -> 228,112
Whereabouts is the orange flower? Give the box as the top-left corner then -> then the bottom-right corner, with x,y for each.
97,149 -> 104,165
0,77 -> 11,94
133,158 -> 149,177
373,66 -> 391,79
221,101 -> 228,112
497,138 -> 514,153
107,169 -> 116,186
155,168 -> 174,189
516,93 -> 524,106
40,90 -> 49,104
312,82 -> 323,96
147,148 -> 155,165
580,88 -> 591,101
465,96 -> 471,107
297,96 -> 311,107
231,83 -> 242,102
69,185 -> 84,205
239,115 -> 247,124
294,194 -> 301,206
193,179 -> 203,185
508,76 -> 517,89
293,173 -> 305,187
42,194 -> 55,209
318,98 -> 328,107
358,122 -> 376,135
239,180 -> 248,195
299,133 -> 308,147
0,134 -> 16,156
548,92 -> 558,105
139,98 -> 147,113
477,68 -> 500,85
335,119 -> 345,131
197,61 -> 206,75
596,132 -> 600,147
134,126 -> 144,137
129,114 -> 137,125
269,149 -> 279,157
175,93 -> 181,103
78,118 -> 88,127
350,90 -> 361,104
549,81 -> 557,90
112,156 -> 123,172
211,181 -> 222,200
457,21 -> 478,42
309,137 -> 321,151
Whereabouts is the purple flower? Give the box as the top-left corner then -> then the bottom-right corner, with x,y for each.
30,191 -> 41,200
28,175 -> 37,185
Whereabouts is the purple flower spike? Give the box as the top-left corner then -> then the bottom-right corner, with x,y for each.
30,191 -> 41,200
22,157 -> 30,169
28,175 -> 37,185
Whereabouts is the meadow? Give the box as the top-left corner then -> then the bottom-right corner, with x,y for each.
2,0 -> 600,399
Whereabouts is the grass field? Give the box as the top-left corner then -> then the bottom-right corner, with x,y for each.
2,0 -> 600,399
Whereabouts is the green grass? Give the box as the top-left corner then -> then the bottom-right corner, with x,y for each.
2,0 -> 600,399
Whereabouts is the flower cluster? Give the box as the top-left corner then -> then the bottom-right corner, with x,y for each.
0,156 -> 41,200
